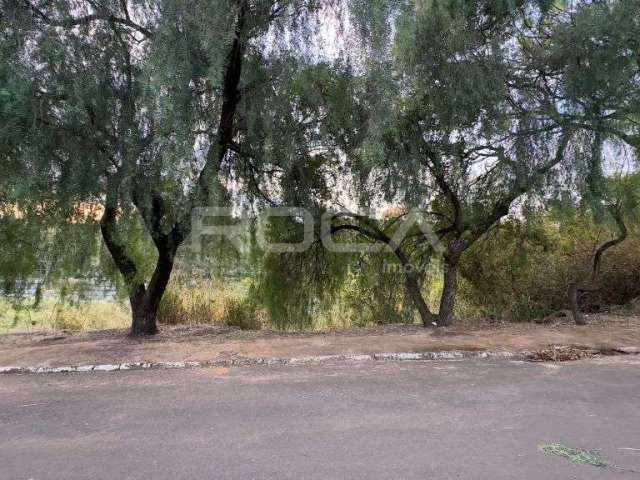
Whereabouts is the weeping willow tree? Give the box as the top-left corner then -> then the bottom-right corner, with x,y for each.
0,16 -> 101,309
226,48 -> 416,328
306,0 -> 577,326
234,61 -> 369,328
371,0 -> 637,326
262,0 -> 640,327
1,0 -> 325,335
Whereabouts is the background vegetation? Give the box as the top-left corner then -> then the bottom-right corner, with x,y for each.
3,195 -> 638,334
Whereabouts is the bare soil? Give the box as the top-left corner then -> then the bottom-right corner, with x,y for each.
1,313 -> 639,368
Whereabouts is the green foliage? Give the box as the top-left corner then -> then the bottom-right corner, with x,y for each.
254,212 -> 431,329
461,201 -> 640,321
544,0 -> 640,111
325,255 -> 420,327
257,249 -> 423,330
0,209 -> 103,300
256,246 -> 348,330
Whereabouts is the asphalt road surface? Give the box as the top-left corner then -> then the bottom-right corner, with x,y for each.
1,357 -> 639,480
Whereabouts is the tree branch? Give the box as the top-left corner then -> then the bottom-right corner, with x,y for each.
23,0 -> 154,38
592,205 -> 628,280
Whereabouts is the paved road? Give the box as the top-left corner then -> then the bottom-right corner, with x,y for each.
1,357 -> 639,480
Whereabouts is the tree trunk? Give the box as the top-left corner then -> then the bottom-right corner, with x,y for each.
438,259 -> 458,327
568,282 -> 586,326
97,3 -> 246,336
129,251 -> 175,336
404,271 -> 437,327
101,203 -> 176,336
130,288 -> 159,336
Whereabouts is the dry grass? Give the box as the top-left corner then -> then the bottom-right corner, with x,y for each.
0,299 -> 130,333
527,345 -> 599,362
157,281 -> 265,330
1,280 -> 266,334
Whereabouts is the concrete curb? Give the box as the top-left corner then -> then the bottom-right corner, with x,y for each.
2,346 -> 637,375
0,350 -> 522,375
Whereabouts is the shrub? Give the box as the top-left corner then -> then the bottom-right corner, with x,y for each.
460,211 -> 640,321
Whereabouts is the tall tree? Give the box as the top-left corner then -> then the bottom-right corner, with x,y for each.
1,0 -> 318,335
321,0 -> 583,326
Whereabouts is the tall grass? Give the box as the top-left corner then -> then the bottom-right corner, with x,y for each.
157,279 -> 264,330
0,298 -> 130,333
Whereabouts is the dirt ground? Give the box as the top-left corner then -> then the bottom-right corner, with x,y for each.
1,313 -> 639,368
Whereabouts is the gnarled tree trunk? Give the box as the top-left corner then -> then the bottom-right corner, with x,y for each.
100,200 -> 177,336
128,250 -> 175,336
438,258 -> 458,327
96,2 -> 247,336
129,287 -> 158,336
404,269 -> 438,327
567,204 -> 627,327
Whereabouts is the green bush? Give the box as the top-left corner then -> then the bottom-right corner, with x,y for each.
460,211 -> 640,321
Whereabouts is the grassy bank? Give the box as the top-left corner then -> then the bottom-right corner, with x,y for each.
0,298 -> 131,334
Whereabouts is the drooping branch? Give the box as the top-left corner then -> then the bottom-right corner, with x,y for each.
328,214 -> 438,325
22,0 -> 154,38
